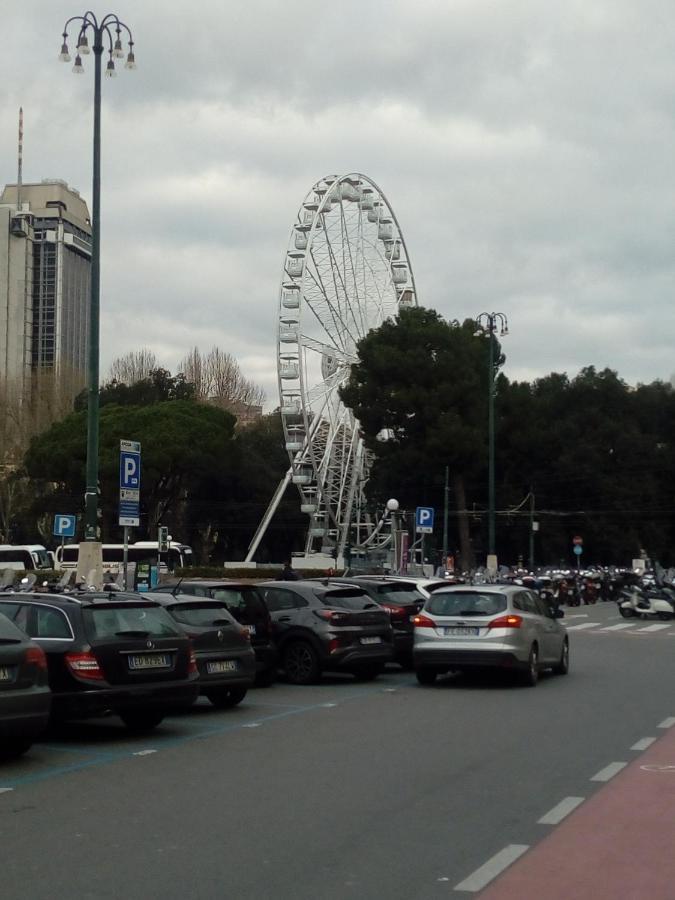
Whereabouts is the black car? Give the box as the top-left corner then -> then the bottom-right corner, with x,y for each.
259,581 -> 393,684
150,594 -> 256,707
327,577 -> 425,666
154,581 -> 277,685
0,592 -> 200,732
0,612 -> 51,759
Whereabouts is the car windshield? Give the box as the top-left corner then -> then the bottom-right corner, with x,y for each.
84,605 -> 182,639
320,588 -> 377,610
427,591 -> 507,617
169,603 -> 233,627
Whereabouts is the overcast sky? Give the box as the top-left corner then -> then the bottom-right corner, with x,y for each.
2,0 -> 674,405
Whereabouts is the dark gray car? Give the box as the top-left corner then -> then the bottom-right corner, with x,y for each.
259,581 -> 394,684
0,612 -> 51,758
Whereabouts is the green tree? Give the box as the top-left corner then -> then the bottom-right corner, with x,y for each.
340,307 -> 499,568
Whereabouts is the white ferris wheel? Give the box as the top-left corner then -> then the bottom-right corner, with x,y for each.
246,173 -> 418,563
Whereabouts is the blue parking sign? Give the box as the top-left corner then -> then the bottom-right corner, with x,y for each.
53,514 -> 76,537
415,506 -> 435,534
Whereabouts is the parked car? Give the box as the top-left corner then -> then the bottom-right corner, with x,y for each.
150,593 -> 256,707
0,592 -> 200,731
326,576 -> 426,666
0,611 -> 51,759
259,580 -> 393,684
154,581 -> 277,686
412,584 -> 568,687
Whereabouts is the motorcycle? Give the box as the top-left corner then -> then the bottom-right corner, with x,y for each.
618,586 -> 675,620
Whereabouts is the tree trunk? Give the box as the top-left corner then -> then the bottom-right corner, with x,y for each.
452,473 -> 474,572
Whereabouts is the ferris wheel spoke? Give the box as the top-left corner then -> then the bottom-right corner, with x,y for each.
300,335 -> 355,365
306,252 -> 350,352
339,200 -> 369,339
318,216 -> 363,350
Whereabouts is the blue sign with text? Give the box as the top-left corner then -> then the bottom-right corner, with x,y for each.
53,514 -> 76,538
415,506 -> 435,534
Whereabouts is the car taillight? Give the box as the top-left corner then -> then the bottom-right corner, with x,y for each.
65,650 -> 104,681
387,606 -> 407,620
488,614 -> 523,629
188,643 -> 198,674
412,614 -> 435,628
313,610 -> 348,624
25,646 -> 47,670
328,638 -> 340,654
239,626 -> 251,642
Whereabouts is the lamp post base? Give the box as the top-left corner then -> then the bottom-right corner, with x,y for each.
76,541 -> 103,589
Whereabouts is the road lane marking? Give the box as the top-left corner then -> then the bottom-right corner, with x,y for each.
563,614 -> 588,619
454,845 -> 529,893
0,788 -> 14,794
566,622 -> 601,631
637,624 -> 671,633
631,737 -> 657,751
601,623 -> 638,632
132,749 -> 157,756
537,796 -> 585,825
640,764 -> 675,773
658,717 -> 675,729
591,762 -> 627,782
242,723 -> 262,728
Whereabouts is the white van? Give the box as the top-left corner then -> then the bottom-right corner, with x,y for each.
0,544 -> 52,571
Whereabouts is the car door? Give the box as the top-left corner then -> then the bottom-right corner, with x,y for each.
527,591 -> 560,662
261,588 -> 306,641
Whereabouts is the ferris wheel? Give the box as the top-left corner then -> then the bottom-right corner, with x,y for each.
246,173 -> 418,563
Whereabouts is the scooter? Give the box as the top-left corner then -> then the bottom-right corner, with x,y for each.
618,586 -> 675,620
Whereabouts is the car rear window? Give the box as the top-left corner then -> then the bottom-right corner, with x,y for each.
427,591 -> 507,616
374,584 -> 422,603
83,605 -> 182,639
320,588 -> 377,610
169,603 -> 234,627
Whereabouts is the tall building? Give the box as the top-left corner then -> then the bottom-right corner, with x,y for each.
0,179 -> 92,394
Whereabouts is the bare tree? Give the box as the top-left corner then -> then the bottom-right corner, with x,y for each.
108,348 -> 158,385
179,346 -> 265,408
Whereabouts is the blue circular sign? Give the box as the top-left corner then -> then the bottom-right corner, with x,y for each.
573,545 -> 583,556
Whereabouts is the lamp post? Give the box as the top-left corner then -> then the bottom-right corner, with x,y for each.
474,312 -> 508,560
386,498 -> 400,573
58,13 -> 136,544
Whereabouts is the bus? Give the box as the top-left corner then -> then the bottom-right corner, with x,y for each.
0,544 -> 52,571
54,542 -> 193,574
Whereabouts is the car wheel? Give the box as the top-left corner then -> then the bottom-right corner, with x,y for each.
658,612 -> 672,621
416,668 -> 437,686
619,606 -> 634,618
0,739 -> 33,760
205,687 -> 247,708
553,639 -> 569,675
255,668 -> 276,688
117,709 -> 165,732
522,645 -> 539,687
283,641 -> 321,685
352,665 -> 382,682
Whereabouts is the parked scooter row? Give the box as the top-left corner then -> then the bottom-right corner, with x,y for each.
618,585 -> 675,620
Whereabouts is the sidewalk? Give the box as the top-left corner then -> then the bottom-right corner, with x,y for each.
478,722 -> 675,899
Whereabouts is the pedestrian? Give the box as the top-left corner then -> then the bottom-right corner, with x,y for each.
280,560 -> 298,581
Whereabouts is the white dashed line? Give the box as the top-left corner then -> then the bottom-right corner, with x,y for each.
591,762 -> 627,782
637,624 -> 672,633
242,723 -> 261,728
537,796 -> 585,825
321,703 -> 337,708
0,787 -> 14,794
132,749 -> 157,756
454,845 -> 529,893
631,737 -> 657,751
566,622 -> 601,631
601,623 -> 638,632
658,717 -> 675,729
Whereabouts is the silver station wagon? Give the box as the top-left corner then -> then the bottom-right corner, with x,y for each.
412,584 -> 568,686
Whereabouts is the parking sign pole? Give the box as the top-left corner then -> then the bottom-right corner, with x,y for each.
123,525 -> 129,590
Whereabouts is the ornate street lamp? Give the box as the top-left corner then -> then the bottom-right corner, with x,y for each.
474,312 -> 508,560
58,13 -> 136,545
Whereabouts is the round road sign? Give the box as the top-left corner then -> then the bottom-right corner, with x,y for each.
573,535 -> 583,545
573,545 -> 583,556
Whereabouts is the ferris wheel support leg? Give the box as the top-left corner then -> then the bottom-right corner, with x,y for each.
244,469 -> 293,563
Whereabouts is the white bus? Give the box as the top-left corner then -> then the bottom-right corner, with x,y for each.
54,542 -> 194,573
0,544 -> 52,571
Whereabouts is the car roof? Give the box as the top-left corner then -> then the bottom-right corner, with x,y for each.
149,592 -> 227,606
157,580 -> 256,589
0,590 -> 161,608
429,584 -> 519,594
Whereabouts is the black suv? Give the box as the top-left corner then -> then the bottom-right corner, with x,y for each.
327,577 -> 425,666
0,592 -> 200,731
0,613 -> 51,758
259,581 -> 393,684
150,594 -> 256,707
154,581 -> 277,685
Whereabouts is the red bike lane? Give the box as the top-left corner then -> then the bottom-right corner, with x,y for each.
478,725 -> 675,899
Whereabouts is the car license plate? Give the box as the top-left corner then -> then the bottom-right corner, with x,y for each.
207,660 -> 239,674
360,636 -> 381,645
128,654 -> 171,670
443,627 -> 479,636
0,666 -> 13,682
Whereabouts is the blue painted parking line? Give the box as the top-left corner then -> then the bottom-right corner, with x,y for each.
0,683 -> 393,791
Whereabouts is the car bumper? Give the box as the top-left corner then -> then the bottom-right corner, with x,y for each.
51,677 -> 200,719
196,650 -> 256,692
326,643 -> 394,672
252,642 -> 278,674
413,646 -> 525,669
0,687 -> 52,739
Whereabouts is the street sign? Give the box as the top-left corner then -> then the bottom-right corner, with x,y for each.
573,545 -> 583,556
573,535 -> 583,545
53,514 -> 76,538
119,440 -> 141,527
415,506 -> 435,534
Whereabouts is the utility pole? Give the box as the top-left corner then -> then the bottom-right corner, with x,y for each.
528,489 -> 535,571
442,465 -> 449,571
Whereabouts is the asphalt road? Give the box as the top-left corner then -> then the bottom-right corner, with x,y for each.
2,601 -> 675,900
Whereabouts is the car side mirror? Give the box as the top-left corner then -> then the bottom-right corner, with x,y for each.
553,608 -> 565,619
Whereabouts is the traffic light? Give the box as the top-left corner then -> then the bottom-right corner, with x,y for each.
158,526 -> 169,553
